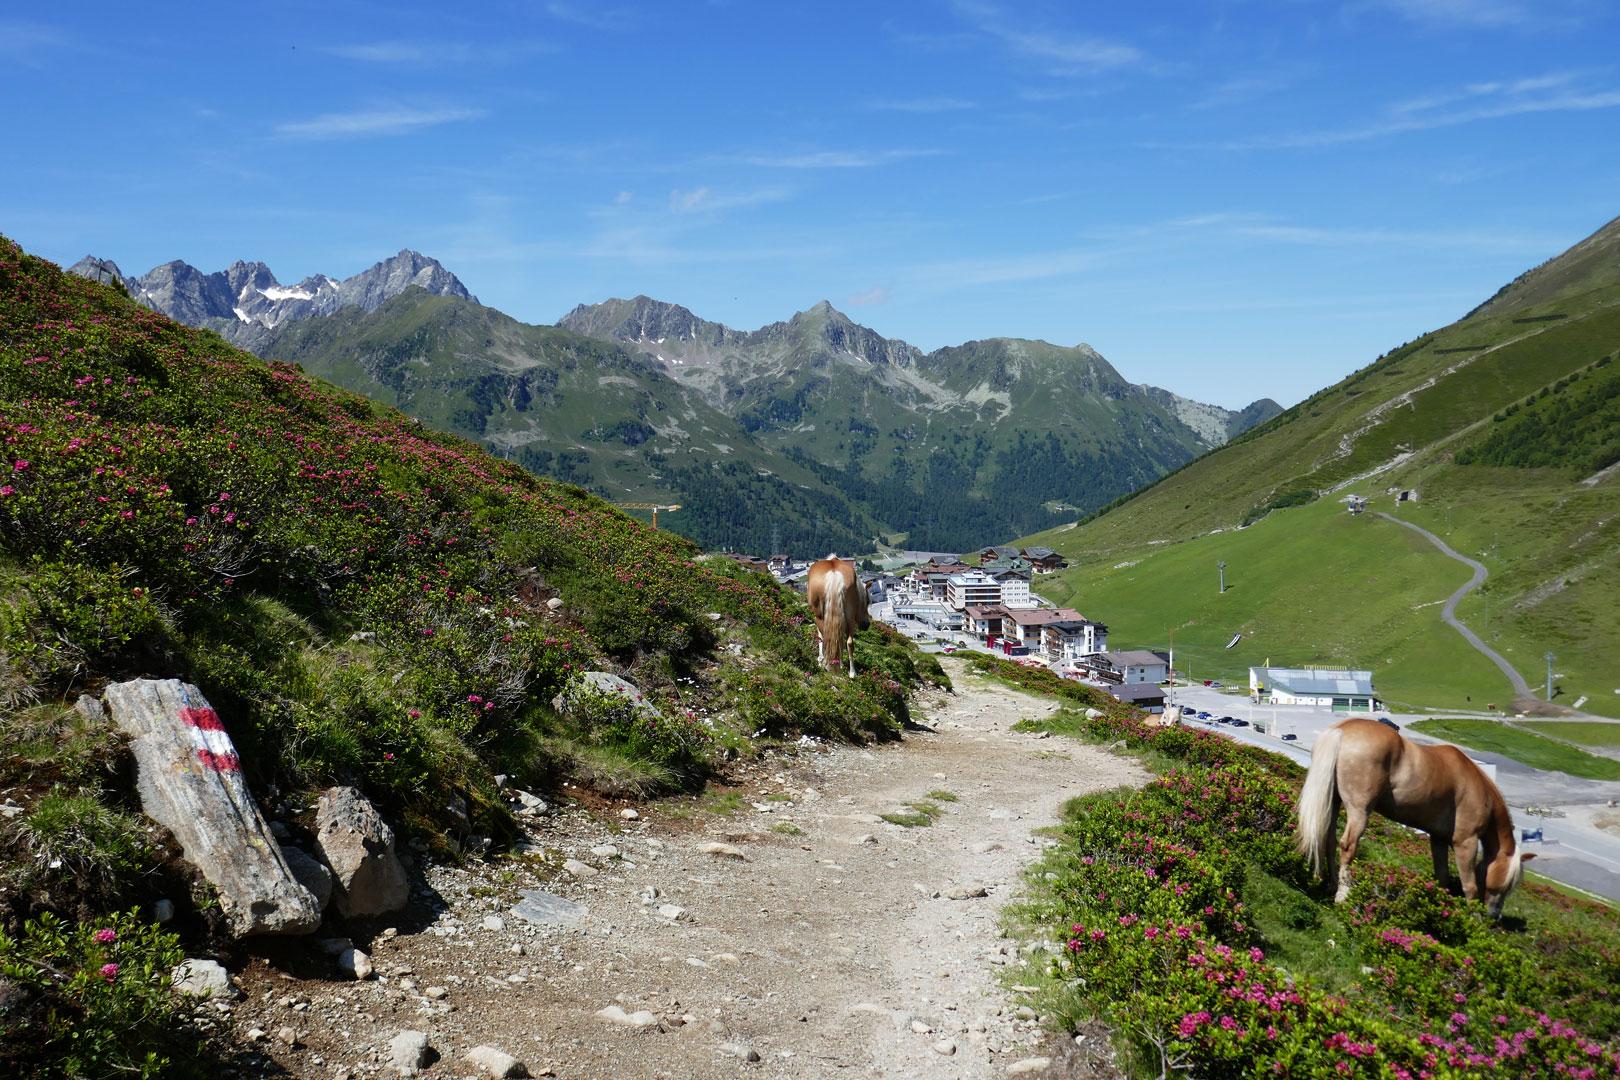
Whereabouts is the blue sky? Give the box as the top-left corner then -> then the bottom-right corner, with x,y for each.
4,1 -> 1619,407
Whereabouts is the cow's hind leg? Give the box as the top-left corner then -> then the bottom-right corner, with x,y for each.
1454,837 -> 1483,902
1335,804 -> 1371,904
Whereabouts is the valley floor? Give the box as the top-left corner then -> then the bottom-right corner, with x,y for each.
229,660 -> 1145,1079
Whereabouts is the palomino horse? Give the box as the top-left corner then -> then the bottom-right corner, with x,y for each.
1296,717 -> 1532,917
806,557 -> 870,677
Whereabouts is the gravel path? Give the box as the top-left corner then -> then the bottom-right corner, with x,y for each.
1375,511 -> 1533,701
232,660 -> 1146,1079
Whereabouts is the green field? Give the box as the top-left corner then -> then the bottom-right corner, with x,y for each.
1038,498 -> 1509,711
1407,719 -> 1620,780
1019,216 -> 1620,717
1521,721 -> 1620,749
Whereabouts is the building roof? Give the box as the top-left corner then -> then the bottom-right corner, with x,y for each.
1252,667 -> 1375,697
1099,649 -> 1168,668
1022,546 -> 1058,559
946,571 -> 1000,585
1043,619 -> 1093,633
963,604 -> 1008,620
1108,683 -> 1167,703
1004,607 -> 1083,626
979,544 -> 1020,557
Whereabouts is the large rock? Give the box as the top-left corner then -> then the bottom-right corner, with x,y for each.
315,786 -> 409,917
101,680 -> 321,937
281,845 -> 334,911
551,671 -> 660,719
171,958 -> 237,1000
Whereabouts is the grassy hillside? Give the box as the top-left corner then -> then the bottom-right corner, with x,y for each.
0,234 -> 942,961
1023,214 -> 1620,715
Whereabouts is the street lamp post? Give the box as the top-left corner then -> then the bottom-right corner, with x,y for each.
1545,652 -> 1555,701
1218,561 -> 1227,594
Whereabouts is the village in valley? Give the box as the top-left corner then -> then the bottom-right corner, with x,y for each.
723,543 -> 1383,731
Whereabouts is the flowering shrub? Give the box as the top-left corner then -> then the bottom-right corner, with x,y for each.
562,678 -> 713,786
0,236 -> 927,825
0,910 -> 209,1078
1022,701 -> 1620,1076
727,661 -> 910,743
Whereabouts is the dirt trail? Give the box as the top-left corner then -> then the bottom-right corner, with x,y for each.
234,660 -> 1146,1079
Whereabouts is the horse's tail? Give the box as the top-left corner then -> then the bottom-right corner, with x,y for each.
821,569 -> 849,670
1296,724 -> 1343,880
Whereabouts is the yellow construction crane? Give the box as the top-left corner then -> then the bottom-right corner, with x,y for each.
615,502 -> 683,529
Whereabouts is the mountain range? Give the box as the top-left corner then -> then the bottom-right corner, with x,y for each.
68,251 -> 1278,553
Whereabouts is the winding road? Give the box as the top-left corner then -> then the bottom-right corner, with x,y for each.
1375,512 -> 1533,701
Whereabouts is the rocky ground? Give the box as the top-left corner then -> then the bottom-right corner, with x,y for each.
226,659 -> 1146,1079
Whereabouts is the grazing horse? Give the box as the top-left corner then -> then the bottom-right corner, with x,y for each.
806,557 -> 870,677
1296,717 -> 1532,917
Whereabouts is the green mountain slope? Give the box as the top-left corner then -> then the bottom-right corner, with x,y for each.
249,290 -> 888,555
1022,214 -> 1620,715
561,296 -> 1282,549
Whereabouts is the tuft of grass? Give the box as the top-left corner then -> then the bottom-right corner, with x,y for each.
11,787 -> 152,892
881,799 -> 945,827
1408,719 -> 1620,781
763,792 -> 792,803
769,821 -> 804,836
926,789 -> 959,802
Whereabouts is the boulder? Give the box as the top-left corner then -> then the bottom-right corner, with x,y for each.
465,1045 -> 529,1078
551,671 -> 661,719
510,889 -> 586,927
389,1030 -> 432,1075
315,786 -> 409,917
101,679 -> 321,937
281,845 -> 334,911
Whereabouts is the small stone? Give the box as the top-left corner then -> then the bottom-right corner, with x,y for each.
932,1038 -> 957,1056
657,904 -> 687,922
947,884 -> 989,900
151,898 -> 176,923
970,841 -> 1003,854
171,959 -> 237,1000
1007,1057 -> 1052,1075
510,943 -> 526,956
275,1025 -> 299,1047
318,937 -> 353,956
465,1044 -> 530,1078
1014,1005 -> 1036,1021
245,1027 -> 267,1043
337,948 -> 373,980
854,834 -> 877,845
270,820 -> 291,840
482,915 -> 506,932
619,808 -> 639,821
595,1005 -> 658,1029
910,1019 -> 933,1034
389,1030 -> 431,1074
721,1042 -> 761,1062
591,845 -> 620,859
511,889 -> 586,926
546,596 -> 565,611
425,986 -> 449,1000
514,790 -> 548,814
700,842 -> 747,860
563,859 -> 598,879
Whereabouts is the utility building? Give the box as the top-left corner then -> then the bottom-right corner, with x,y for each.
1249,667 -> 1379,712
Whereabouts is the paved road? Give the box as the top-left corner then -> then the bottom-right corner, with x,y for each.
1375,511 -> 1533,699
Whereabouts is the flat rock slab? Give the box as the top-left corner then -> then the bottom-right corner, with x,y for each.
102,679 -> 320,938
510,889 -> 586,926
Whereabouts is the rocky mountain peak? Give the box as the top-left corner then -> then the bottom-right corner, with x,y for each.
69,248 -> 476,339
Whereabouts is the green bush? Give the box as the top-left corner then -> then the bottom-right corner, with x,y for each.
12,789 -> 152,896
727,662 -> 908,743
562,678 -> 713,787
0,910 -> 209,1079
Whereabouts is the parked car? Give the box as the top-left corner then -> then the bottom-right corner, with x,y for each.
1218,715 -> 1235,724
1281,733 -> 1298,741
1196,711 -> 1212,720
941,645 -> 957,654
1231,719 -> 1249,728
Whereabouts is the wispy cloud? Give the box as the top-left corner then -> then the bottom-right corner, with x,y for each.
866,96 -> 976,113
1135,211 -> 1562,257
737,148 -> 942,169
951,0 -> 1144,75
847,286 -> 891,306
545,3 -> 638,32
911,248 -> 1106,288
667,186 -> 790,214
0,19 -> 68,65
1361,0 -> 1584,28
1190,75 -> 1295,112
1166,73 -> 1620,149
275,106 -> 488,140
320,40 -> 555,65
